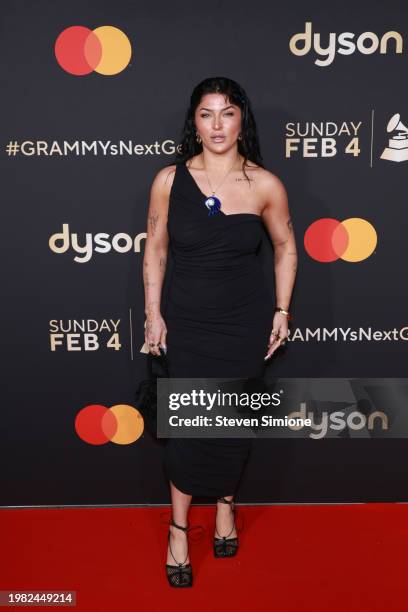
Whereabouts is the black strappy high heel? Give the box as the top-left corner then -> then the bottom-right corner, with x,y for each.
165,518 -> 194,587
214,496 -> 239,558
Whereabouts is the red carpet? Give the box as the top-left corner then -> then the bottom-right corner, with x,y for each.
1,503 -> 407,611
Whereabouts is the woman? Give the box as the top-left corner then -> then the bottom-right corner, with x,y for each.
142,77 -> 297,587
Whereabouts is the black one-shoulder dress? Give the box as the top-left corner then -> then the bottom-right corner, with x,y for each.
162,161 -> 273,498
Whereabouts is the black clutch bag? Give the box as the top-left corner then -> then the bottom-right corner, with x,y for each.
134,348 -> 170,445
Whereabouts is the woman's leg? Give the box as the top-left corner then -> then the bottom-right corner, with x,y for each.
214,495 -> 237,539
166,480 -> 193,566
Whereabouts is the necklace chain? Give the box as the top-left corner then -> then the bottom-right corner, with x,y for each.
203,154 -> 240,195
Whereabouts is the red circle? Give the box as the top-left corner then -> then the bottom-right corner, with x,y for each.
75,404 -> 117,445
304,218 -> 348,262
54,26 -> 102,75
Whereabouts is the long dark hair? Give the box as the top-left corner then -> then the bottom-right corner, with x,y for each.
167,76 -> 264,176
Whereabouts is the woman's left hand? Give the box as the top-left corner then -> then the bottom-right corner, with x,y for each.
264,312 -> 289,360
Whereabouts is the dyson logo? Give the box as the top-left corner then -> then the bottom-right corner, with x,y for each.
49,223 -> 146,263
289,21 -> 403,66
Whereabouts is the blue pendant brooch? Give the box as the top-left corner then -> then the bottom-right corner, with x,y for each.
204,195 -> 222,216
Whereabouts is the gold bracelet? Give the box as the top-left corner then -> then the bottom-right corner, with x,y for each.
274,307 -> 292,320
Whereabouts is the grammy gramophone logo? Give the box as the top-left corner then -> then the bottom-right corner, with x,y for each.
380,113 -> 408,162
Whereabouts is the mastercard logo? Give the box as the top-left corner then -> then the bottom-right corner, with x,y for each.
75,404 -> 144,445
55,25 -> 132,75
304,218 -> 377,262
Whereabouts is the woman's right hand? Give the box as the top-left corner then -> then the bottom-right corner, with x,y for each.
145,313 -> 167,356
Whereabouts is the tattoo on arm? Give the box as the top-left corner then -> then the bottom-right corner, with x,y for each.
274,219 -> 294,247
287,250 -> 297,271
148,211 -> 159,236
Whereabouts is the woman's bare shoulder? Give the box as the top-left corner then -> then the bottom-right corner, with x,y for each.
245,163 -> 286,192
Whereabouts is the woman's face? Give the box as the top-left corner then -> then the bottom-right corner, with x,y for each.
194,93 -> 242,153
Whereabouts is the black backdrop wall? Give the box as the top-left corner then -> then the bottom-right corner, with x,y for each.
2,0 -> 407,506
